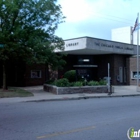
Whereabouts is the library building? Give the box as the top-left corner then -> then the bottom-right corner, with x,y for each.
0,26 -> 140,86
56,36 -> 138,86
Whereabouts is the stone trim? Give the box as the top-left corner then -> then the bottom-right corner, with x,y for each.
44,84 -> 108,94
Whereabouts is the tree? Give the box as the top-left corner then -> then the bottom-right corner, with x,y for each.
0,0 -> 65,90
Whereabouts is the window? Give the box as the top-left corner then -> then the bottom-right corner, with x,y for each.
31,70 -> 41,78
131,71 -> 140,79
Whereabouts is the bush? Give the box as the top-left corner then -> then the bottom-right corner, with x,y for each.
45,79 -> 54,85
99,80 -> 107,85
87,81 -> 99,86
54,78 -> 70,87
63,70 -> 76,82
73,81 -> 83,87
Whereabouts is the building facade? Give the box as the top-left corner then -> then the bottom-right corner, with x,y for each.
57,36 -> 139,85
0,36 -> 139,87
0,62 -> 48,87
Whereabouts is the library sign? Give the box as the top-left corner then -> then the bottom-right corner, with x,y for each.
94,41 -> 134,51
65,42 -> 79,47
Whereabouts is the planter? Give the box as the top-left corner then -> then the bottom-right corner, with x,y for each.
43,84 -> 109,95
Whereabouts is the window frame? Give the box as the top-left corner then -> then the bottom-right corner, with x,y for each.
31,70 -> 42,78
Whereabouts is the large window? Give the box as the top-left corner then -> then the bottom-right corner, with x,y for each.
31,70 -> 41,78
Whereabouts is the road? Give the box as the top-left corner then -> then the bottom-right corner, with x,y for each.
0,97 -> 140,140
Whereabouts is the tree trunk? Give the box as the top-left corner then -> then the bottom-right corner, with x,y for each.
3,63 -> 7,90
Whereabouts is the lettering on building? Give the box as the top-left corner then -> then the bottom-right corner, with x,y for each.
94,41 -> 134,51
65,42 -> 79,47
115,45 -> 123,49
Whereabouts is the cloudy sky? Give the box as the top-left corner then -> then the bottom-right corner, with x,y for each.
55,0 -> 140,40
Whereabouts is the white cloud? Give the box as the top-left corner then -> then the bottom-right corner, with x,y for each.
56,0 -> 140,40
59,0 -> 94,22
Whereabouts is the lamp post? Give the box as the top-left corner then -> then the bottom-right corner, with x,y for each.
108,63 -> 110,93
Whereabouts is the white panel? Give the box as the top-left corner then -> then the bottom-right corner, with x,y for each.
111,26 -> 132,44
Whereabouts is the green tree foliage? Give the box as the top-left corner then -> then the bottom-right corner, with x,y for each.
0,0 -> 65,89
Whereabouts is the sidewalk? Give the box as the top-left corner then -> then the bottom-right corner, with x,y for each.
0,85 -> 140,103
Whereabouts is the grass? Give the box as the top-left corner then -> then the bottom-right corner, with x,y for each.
0,87 -> 34,98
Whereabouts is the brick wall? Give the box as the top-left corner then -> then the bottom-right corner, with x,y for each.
24,64 -> 47,86
58,54 -> 130,85
95,54 -> 129,85
129,56 -> 140,85
95,55 -> 114,82
113,54 -> 126,85
126,57 -> 130,85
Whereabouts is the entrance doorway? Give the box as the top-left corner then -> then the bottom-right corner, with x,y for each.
76,68 -> 98,81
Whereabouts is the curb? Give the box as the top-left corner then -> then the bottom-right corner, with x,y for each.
25,94 -> 140,102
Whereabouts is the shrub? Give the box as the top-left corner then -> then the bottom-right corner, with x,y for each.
63,70 -> 76,82
87,80 -> 99,86
45,79 -> 54,85
68,82 -> 74,87
55,78 -> 70,87
99,80 -> 107,85
73,81 -> 83,87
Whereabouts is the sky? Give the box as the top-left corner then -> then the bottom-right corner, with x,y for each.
55,0 -> 140,40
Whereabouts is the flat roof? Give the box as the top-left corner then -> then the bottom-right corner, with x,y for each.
64,36 -> 137,46
55,36 -> 139,55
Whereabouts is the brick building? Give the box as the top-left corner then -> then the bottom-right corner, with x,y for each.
0,62 -> 48,87
57,36 -> 139,85
0,36 -> 139,87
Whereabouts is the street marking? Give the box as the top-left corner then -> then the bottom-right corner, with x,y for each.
37,125 -> 95,139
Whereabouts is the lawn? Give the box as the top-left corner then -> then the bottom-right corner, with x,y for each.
0,87 -> 34,98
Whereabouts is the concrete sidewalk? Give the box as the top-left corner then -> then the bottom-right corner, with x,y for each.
0,85 -> 140,103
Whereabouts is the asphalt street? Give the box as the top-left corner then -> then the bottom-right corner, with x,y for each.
0,97 -> 140,140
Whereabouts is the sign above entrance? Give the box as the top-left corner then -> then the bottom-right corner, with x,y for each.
94,41 -> 134,51
65,42 -> 79,47
55,37 -> 136,55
